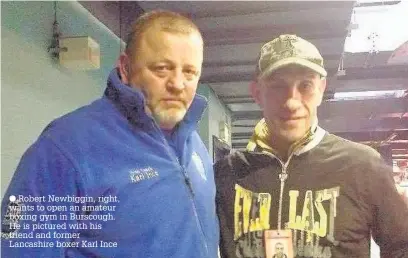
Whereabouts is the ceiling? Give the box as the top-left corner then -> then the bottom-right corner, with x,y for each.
80,1 -> 408,160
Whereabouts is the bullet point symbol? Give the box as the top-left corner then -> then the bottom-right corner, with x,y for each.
9,195 -> 16,202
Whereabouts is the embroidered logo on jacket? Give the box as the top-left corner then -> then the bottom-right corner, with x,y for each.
192,152 -> 207,181
234,184 -> 340,258
129,167 -> 159,183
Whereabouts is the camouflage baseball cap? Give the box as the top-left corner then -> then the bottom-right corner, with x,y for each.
258,34 -> 327,78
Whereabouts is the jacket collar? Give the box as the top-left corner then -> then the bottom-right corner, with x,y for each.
103,68 -> 207,130
246,118 -> 326,156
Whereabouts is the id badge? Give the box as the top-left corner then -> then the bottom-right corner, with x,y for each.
264,230 -> 293,258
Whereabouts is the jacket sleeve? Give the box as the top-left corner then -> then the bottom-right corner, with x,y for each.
369,160 -> 408,258
1,136 -> 82,258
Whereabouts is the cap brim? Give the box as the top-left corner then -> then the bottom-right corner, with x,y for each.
260,57 -> 327,78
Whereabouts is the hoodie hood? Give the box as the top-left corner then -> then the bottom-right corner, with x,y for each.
246,118 -> 326,156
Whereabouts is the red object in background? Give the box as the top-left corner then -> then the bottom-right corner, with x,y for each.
388,40 -> 408,64
397,160 -> 408,168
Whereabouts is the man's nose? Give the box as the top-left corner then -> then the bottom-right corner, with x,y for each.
167,69 -> 185,91
282,85 -> 302,110
286,84 -> 302,99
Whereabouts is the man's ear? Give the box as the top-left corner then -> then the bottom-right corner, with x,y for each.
316,77 -> 327,107
118,53 -> 131,84
250,80 -> 264,108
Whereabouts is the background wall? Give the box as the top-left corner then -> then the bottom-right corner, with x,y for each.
1,1 -> 124,197
208,86 -> 232,157
196,84 -> 211,149
197,84 -> 232,162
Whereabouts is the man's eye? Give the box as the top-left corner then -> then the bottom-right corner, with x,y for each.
155,66 -> 169,71
184,69 -> 197,75
301,82 -> 314,89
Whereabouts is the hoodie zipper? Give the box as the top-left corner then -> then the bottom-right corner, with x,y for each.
263,152 -> 295,230
248,119 -> 319,231
155,127 -> 209,256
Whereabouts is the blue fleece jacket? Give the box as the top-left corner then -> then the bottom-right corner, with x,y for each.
1,69 -> 219,257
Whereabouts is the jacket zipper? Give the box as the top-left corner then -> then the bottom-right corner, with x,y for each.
155,127 -> 209,256
180,164 -> 210,255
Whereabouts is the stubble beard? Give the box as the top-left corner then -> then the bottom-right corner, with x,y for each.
152,105 -> 187,129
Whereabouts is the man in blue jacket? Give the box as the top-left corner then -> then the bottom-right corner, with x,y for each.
1,10 -> 219,258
